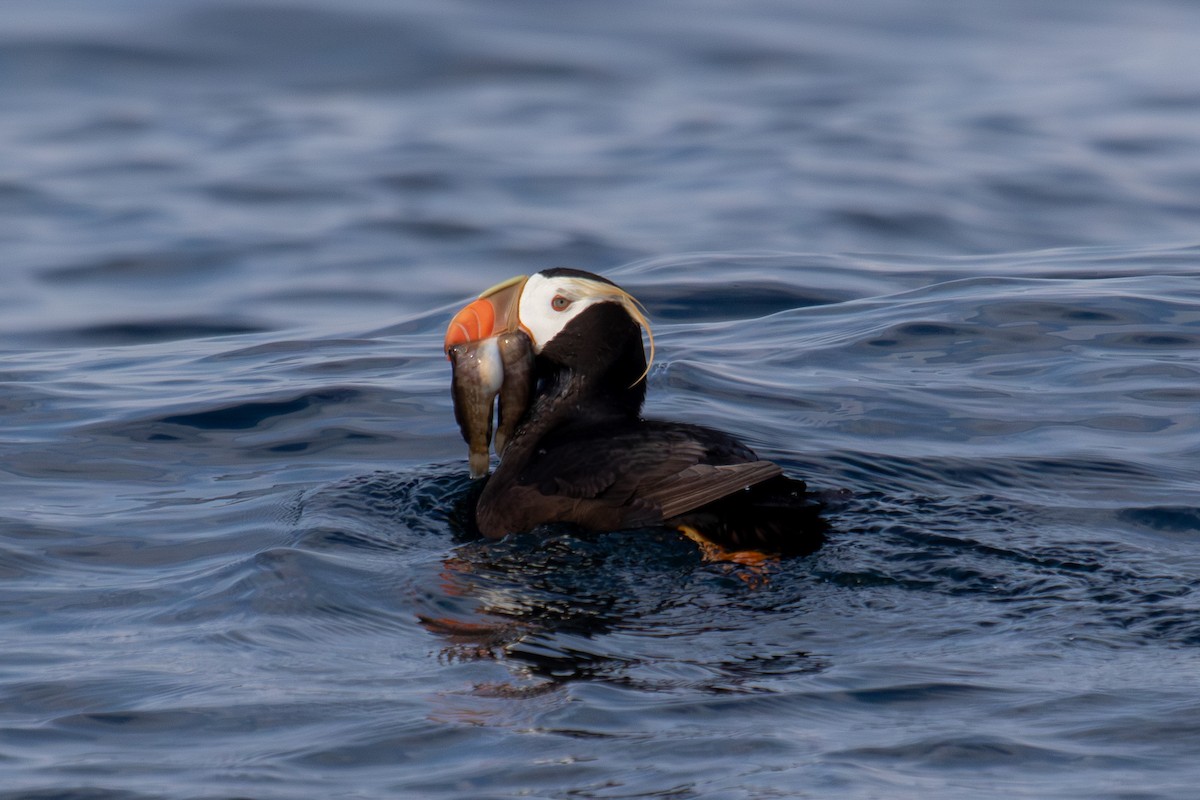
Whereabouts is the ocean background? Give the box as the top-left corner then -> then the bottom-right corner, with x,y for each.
3,1 -> 1200,797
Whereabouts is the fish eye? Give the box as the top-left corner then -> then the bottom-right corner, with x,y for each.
551,295 -> 572,312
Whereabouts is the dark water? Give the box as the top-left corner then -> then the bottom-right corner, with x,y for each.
3,1 -> 1200,797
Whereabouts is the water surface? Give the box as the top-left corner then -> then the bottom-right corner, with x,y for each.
2,1 -> 1200,798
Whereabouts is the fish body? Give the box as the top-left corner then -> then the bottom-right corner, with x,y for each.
494,331 -> 534,455
447,330 -> 535,478
448,336 -> 503,478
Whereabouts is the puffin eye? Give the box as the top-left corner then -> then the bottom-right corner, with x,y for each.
551,295 -> 572,312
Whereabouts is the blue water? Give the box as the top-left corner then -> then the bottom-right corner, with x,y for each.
3,1 -> 1200,798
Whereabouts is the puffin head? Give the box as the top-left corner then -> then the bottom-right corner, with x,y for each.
445,268 -> 654,385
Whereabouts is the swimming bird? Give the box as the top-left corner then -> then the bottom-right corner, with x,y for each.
444,268 -> 826,557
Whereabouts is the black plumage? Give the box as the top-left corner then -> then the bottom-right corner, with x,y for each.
464,270 -> 827,556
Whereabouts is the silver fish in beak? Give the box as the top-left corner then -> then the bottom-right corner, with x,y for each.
447,337 -> 502,479
493,331 -> 534,456
446,331 -> 534,478
445,278 -> 536,478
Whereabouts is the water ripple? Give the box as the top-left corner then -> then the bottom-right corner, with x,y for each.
4,0 -> 1200,797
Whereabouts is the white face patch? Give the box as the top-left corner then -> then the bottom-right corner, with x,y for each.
516,273 -> 613,352
514,271 -> 654,378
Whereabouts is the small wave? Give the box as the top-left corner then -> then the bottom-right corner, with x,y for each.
159,389 -> 361,431
49,319 -> 269,346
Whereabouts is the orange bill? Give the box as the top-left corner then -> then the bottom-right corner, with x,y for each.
444,275 -> 528,354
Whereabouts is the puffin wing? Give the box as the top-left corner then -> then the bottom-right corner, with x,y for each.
640,460 -> 782,520
517,421 -> 781,523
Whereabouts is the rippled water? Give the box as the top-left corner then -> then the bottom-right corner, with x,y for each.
3,1 -> 1200,798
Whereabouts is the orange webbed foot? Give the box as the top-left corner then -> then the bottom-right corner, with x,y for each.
677,525 -> 778,586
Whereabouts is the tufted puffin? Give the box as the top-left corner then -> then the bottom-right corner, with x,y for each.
444,268 -> 826,557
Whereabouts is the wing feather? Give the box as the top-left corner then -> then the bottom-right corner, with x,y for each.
513,420 -> 780,523
644,461 -> 783,520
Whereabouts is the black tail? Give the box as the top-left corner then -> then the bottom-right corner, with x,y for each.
669,475 -> 828,557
